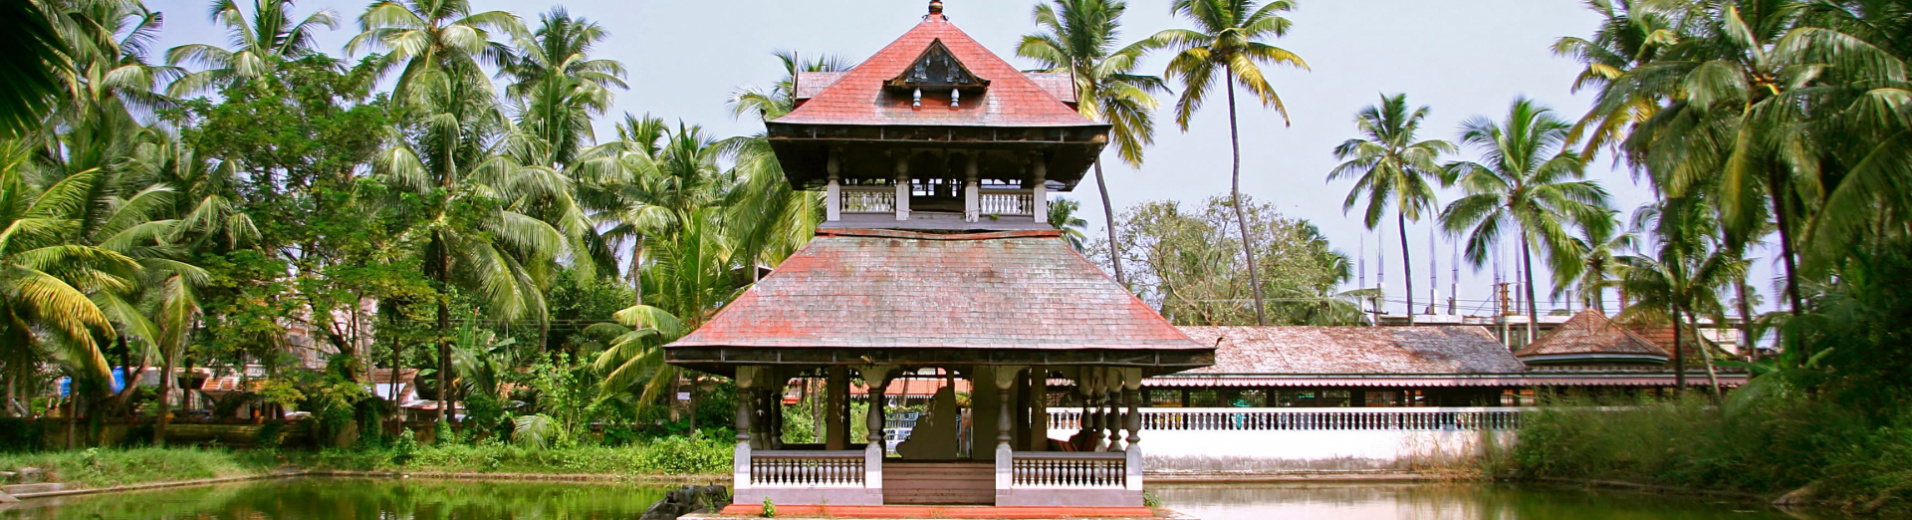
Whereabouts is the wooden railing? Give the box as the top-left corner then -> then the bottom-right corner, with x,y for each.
748,450 -> 866,488
1048,407 -> 1526,432
1010,452 -> 1129,489
980,190 -> 1033,216
842,188 -> 895,214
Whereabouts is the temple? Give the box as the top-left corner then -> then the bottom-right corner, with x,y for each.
663,1 -> 1211,510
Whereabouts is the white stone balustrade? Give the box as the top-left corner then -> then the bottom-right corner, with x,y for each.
842,188 -> 896,214
979,190 -> 1034,216
1049,407 -> 1526,432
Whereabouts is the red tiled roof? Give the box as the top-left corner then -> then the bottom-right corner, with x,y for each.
1176,326 -> 1529,375
667,229 -> 1203,352
772,13 -> 1094,128
1516,310 -> 1669,362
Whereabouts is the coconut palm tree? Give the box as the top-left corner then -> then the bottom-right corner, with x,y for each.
728,50 -> 849,122
1440,97 -> 1611,344
370,74 -> 573,422
1018,0 -> 1165,286
165,0 -> 340,96
1328,94 -> 1454,325
1618,197 -> 1745,399
591,211 -> 735,408
1152,0 -> 1308,325
1552,208 -> 1634,314
502,7 -> 626,167
1048,198 -> 1091,251
346,0 -> 526,104
1553,0 -> 1689,158
0,0 -> 70,137
0,142 -> 134,406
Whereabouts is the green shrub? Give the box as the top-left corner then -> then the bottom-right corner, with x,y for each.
1513,395 -> 1911,512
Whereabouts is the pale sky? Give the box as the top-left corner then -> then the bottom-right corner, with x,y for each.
144,0 -> 1782,318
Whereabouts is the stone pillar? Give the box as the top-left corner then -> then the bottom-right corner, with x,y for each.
733,368 -> 756,505
964,155 -> 980,222
826,367 -> 848,450
826,152 -> 841,222
893,154 -> 910,221
1030,156 -> 1047,223
994,366 -> 1023,506
861,366 -> 894,503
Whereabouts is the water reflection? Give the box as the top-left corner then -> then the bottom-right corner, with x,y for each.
3,479 -> 1841,520
1153,482 -> 1814,520
1,478 -> 668,520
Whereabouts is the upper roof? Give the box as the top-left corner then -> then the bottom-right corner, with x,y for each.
793,70 -> 1077,107
1176,326 -> 1528,375
771,11 -> 1095,128
1516,310 -> 1670,364
665,229 -> 1210,374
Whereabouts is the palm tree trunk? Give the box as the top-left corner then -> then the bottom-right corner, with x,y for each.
1093,160 -> 1126,287
1223,69 -> 1267,326
1398,212 -> 1414,326
1672,306 -> 1686,396
155,348 -> 175,446
1766,169 -> 1804,365
1689,310 -> 1723,402
434,234 -> 452,424
631,235 -> 645,306
1735,280 -> 1757,363
1518,232 -> 1540,345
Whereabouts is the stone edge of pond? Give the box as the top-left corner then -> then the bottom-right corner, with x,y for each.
1147,471 -> 1462,483
6,470 -> 727,501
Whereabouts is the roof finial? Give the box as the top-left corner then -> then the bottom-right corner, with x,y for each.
928,0 -> 944,16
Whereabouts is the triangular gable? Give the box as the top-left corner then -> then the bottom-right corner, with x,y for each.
887,39 -> 988,91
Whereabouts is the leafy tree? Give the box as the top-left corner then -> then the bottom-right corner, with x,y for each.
1153,0 -> 1308,325
1102,195 -> 1355,326
1441,97 -> 1610,344
1018,0 -> 1165,285
1328,93 -> 1454,324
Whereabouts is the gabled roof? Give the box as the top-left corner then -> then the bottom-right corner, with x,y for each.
771,12 -> 1094,128
665,229 -> 1210,375
1516,310 -> 1670,364
1175,326 -> 1528,375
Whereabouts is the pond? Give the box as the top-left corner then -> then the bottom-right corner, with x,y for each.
0,478 -> 1838,520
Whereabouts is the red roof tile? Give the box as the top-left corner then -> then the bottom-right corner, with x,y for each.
772,13 -> 1094,128
667,229 -> 1203,352
1176,326 -> 1528,375
1516,310 -> 1669,363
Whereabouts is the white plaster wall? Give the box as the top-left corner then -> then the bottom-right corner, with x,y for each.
1139,429 -> 1517,473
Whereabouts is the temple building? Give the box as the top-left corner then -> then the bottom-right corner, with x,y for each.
664,1 -> 1211,510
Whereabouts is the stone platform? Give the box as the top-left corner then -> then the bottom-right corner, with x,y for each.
690,505 -> 1185,519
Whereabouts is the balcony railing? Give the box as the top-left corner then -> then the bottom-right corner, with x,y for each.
842,187 -> 895,214
747,450 -> 867,488
1048,407 -> 1526,432
979,190 -> 1033,216
1010,451 -> 1129,489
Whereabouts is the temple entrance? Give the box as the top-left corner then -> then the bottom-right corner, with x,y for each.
883,462 -> 994,505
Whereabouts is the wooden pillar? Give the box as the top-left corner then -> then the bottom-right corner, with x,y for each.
826,366 -> 848,450
1014,370 -> 1032,451
1030,372 -> 1048,451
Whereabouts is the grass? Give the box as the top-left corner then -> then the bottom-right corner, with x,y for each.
1509,396 -> 1912,515
0,447 -> 281,489
0,436 -> 734,490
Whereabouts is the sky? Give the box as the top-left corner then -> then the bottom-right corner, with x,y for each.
143,0 -> 1782,319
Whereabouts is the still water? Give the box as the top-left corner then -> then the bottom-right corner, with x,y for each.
0,478 -> 1834,519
